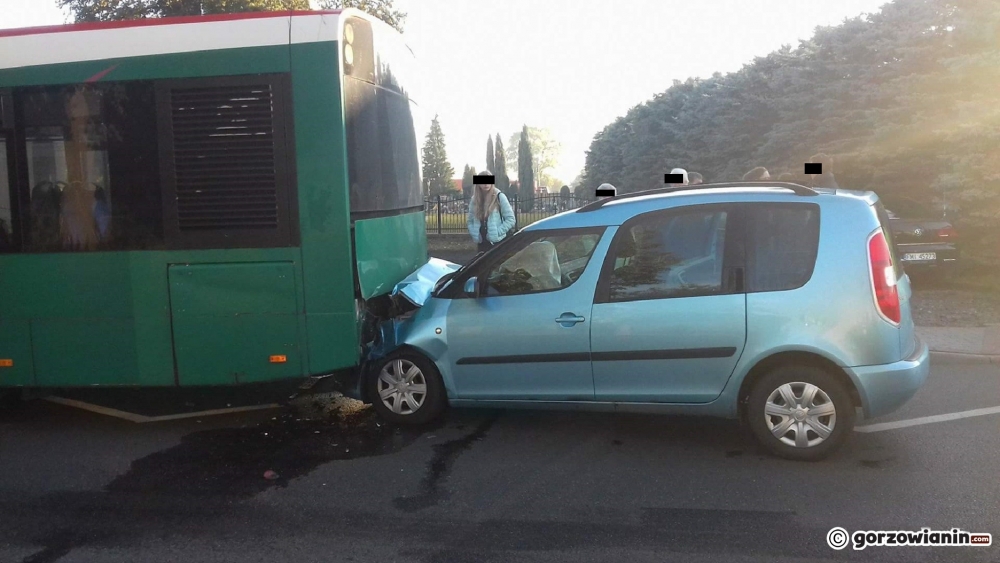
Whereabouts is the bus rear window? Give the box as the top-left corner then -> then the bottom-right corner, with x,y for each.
344,78 -> 421,216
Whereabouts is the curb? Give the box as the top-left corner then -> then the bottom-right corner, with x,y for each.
930,351 -> 1000,365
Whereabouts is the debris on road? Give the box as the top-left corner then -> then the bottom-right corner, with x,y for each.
288,391 -> 371,421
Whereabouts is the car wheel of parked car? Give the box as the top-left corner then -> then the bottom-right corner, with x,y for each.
368,351 -> 446,425
747,365 -> 856,461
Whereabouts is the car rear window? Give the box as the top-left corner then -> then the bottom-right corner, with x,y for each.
874,200 -> 904,279
746,203 -> 820,292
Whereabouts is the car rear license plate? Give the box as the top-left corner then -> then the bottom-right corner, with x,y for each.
902,252 -> 936,261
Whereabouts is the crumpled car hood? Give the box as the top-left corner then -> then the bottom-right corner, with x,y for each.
360,257 -> 459,370
389,257 -> 462,308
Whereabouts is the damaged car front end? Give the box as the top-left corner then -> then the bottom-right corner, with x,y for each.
341,257 -> 463,403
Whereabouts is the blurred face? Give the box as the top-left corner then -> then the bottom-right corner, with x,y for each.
478,183 -> 493,191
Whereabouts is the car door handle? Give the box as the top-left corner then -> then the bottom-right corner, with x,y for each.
555,313 -> 586,326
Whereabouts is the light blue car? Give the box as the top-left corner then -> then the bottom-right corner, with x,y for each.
350,182 -> 930,461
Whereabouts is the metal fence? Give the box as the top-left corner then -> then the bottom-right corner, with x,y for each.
424,193 -> 595,234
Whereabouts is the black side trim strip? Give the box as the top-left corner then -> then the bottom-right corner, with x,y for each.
591,347 -> 737,361
456,347 -> 737,365
350,205 -> 425,222
456,352 -> 590,365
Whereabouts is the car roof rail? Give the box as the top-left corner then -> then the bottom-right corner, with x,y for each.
576,182 -> 819,213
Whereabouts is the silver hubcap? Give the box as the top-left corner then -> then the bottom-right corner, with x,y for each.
377,359 -> 427,415
764,382 -> 837,448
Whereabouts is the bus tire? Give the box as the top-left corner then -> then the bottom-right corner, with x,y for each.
367,351 -> 446,425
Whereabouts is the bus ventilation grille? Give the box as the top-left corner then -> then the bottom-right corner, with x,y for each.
168,84 -> 279,231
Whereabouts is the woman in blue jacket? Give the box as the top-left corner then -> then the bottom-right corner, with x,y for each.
467,170 -> 516,253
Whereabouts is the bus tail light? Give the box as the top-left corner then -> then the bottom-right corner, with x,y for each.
343,17 -> 373,80
269,355 -> 287,364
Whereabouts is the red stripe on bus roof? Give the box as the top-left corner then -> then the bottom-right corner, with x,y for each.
0,10 -> 343,39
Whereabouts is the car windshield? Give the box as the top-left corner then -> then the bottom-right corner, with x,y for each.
883,197 -> 939,219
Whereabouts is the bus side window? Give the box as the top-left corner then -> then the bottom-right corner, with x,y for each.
17,81 -> 164,252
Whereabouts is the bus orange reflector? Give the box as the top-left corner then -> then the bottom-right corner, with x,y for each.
269,355 -> 287,364
0,359 -> 12,367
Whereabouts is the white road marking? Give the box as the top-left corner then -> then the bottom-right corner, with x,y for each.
142,404 -> 282,422
855,405 -> 1000,433
44,396 -> 281,423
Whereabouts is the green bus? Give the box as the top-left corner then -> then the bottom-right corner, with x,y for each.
0,10 -> 428,389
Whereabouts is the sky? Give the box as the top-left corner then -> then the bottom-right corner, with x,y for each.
3,0 -> 890,186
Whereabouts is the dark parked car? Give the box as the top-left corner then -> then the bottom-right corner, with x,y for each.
884,197 -> 959,276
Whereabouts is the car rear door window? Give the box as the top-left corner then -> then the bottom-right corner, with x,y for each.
606,208 -> 729,302
745,203 -> 820,292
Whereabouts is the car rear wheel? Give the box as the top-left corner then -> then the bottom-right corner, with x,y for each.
747,365 -> 855,461
367,352 -> 446,425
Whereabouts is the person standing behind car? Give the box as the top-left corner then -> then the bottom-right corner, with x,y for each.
808,153 -> 840,189
668,168 -> 689,187
467,170 -> 516,253
742,166 -> 771,181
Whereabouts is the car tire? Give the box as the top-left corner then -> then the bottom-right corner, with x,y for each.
747,365 -> 856,461
367,351 -> 446,425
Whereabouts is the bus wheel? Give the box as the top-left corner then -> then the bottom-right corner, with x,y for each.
368,352 -> 446,425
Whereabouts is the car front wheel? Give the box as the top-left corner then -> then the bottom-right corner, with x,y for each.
367,352 -> 446,425
747,365 -> 856,461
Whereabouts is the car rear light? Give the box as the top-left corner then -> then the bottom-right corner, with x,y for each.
937,226 -> 957,239
868,231 -> 900,324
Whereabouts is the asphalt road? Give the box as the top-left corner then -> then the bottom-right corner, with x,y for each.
1,360 -> 998,563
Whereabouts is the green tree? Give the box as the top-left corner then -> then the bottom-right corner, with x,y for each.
579,0 -> 1000,260
319,0 -> 406,33
540,173 -> 563,192
60,0 -> 407,33
59,0 -> 308,21
485,136 -> 495,175
517,125 -> 536,212
494,133 -> 513,199
461,164 -> 474,201
422,115 -> 455,197
506,126 -> 561,181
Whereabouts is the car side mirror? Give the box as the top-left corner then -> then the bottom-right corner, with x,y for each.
464,276 -> 479,297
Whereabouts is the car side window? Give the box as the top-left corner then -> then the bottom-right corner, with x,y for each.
483,231 -> 603,297
746,204 -> 819,292
607,209 -> 728,302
